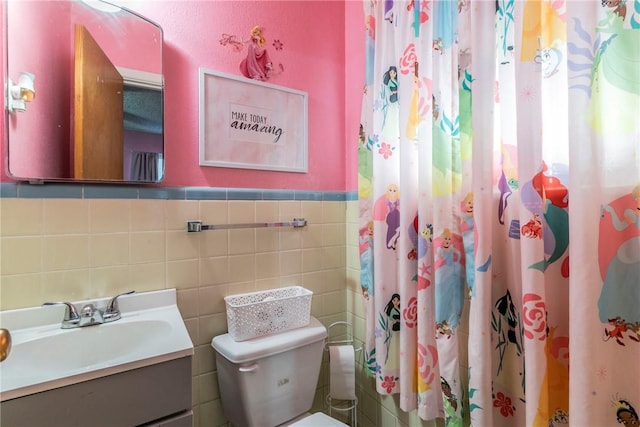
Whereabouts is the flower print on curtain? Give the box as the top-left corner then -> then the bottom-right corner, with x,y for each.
358,1 -> 640,426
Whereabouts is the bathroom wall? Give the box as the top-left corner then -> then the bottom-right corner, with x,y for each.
0,1 -> 451,426
0,188 -> 350,425
0,190 -> 450,427
1,0 -> 360,191
4,0 -> 164,179
3,1 -> 71,178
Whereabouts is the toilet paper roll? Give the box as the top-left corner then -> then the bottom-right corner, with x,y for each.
329,345 -> 356,400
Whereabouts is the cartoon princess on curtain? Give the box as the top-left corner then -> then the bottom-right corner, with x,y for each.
598,184 -> 640,345
434,228 -> 465,331
373,184 -> 401,250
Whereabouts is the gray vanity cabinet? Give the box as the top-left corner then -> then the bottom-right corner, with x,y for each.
0,356 -> 192,427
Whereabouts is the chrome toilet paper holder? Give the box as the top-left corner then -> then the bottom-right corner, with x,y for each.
324,321 -> 361,426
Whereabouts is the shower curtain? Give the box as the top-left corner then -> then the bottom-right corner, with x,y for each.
357,1 -> 640,426
130,151 -> 160,182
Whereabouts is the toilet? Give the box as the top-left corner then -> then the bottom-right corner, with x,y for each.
212,316 -> 349,427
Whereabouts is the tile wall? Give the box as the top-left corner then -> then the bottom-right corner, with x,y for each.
0,184 -> 452,427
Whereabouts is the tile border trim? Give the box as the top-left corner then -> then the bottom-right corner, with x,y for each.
1,182 -> 358,202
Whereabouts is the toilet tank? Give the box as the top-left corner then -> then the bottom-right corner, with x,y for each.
212,316 -> 327,427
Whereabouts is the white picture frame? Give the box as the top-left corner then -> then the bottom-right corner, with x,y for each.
199,68 -> 308,173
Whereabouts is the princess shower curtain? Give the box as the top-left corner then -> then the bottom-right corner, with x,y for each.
357,1 -> 640,426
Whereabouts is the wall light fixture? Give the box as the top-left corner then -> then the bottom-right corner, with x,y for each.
7,72 -> 36,113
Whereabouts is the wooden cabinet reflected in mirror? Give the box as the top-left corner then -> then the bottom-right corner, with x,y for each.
5,0 -> 164,183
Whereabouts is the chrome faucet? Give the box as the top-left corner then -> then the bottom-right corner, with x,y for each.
103,290 -> 135,322
79,303 -> 103,327
44,290 -> 135,329
43,301 -> 81,329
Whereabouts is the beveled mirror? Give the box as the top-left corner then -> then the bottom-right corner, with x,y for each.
4,0 -> 164,183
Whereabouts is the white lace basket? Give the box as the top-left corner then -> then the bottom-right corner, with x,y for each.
224,286 -> 313,341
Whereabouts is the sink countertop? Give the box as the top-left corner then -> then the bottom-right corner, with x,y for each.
0,289 -> 194,401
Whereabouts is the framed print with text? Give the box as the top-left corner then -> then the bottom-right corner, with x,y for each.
199,68 -> 308,173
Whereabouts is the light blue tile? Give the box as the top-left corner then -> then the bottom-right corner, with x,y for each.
227,188 -> 262,200
140,186 -> 186,200
322,192 -> 347,201
0,182 -> 353,202
0,182 -> 18,198
344,191 -> 358,201
18,183 -> 83,198
83,185 -> 139,199
263,190 -> 296,200
186,187 -> 227,200
295,191 -> 323,201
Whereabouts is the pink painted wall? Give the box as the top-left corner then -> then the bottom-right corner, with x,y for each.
344,0 -> 364,192
4,1 -> 72,178
1,0 -> 364,191
4,0 -> 163,179
73,3 -> 162,75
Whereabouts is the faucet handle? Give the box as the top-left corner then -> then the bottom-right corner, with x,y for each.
43,301 -> 81,328
104,290 -> 135,321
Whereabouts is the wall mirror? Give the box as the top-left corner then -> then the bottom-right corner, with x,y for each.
4,0 -> 164,183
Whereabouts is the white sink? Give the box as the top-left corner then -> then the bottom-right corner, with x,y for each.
0,289 -> 194,401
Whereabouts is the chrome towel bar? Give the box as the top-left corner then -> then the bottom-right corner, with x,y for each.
186,218 -> 307,232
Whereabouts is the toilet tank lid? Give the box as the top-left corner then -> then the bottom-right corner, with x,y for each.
211,316 -> 327,363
